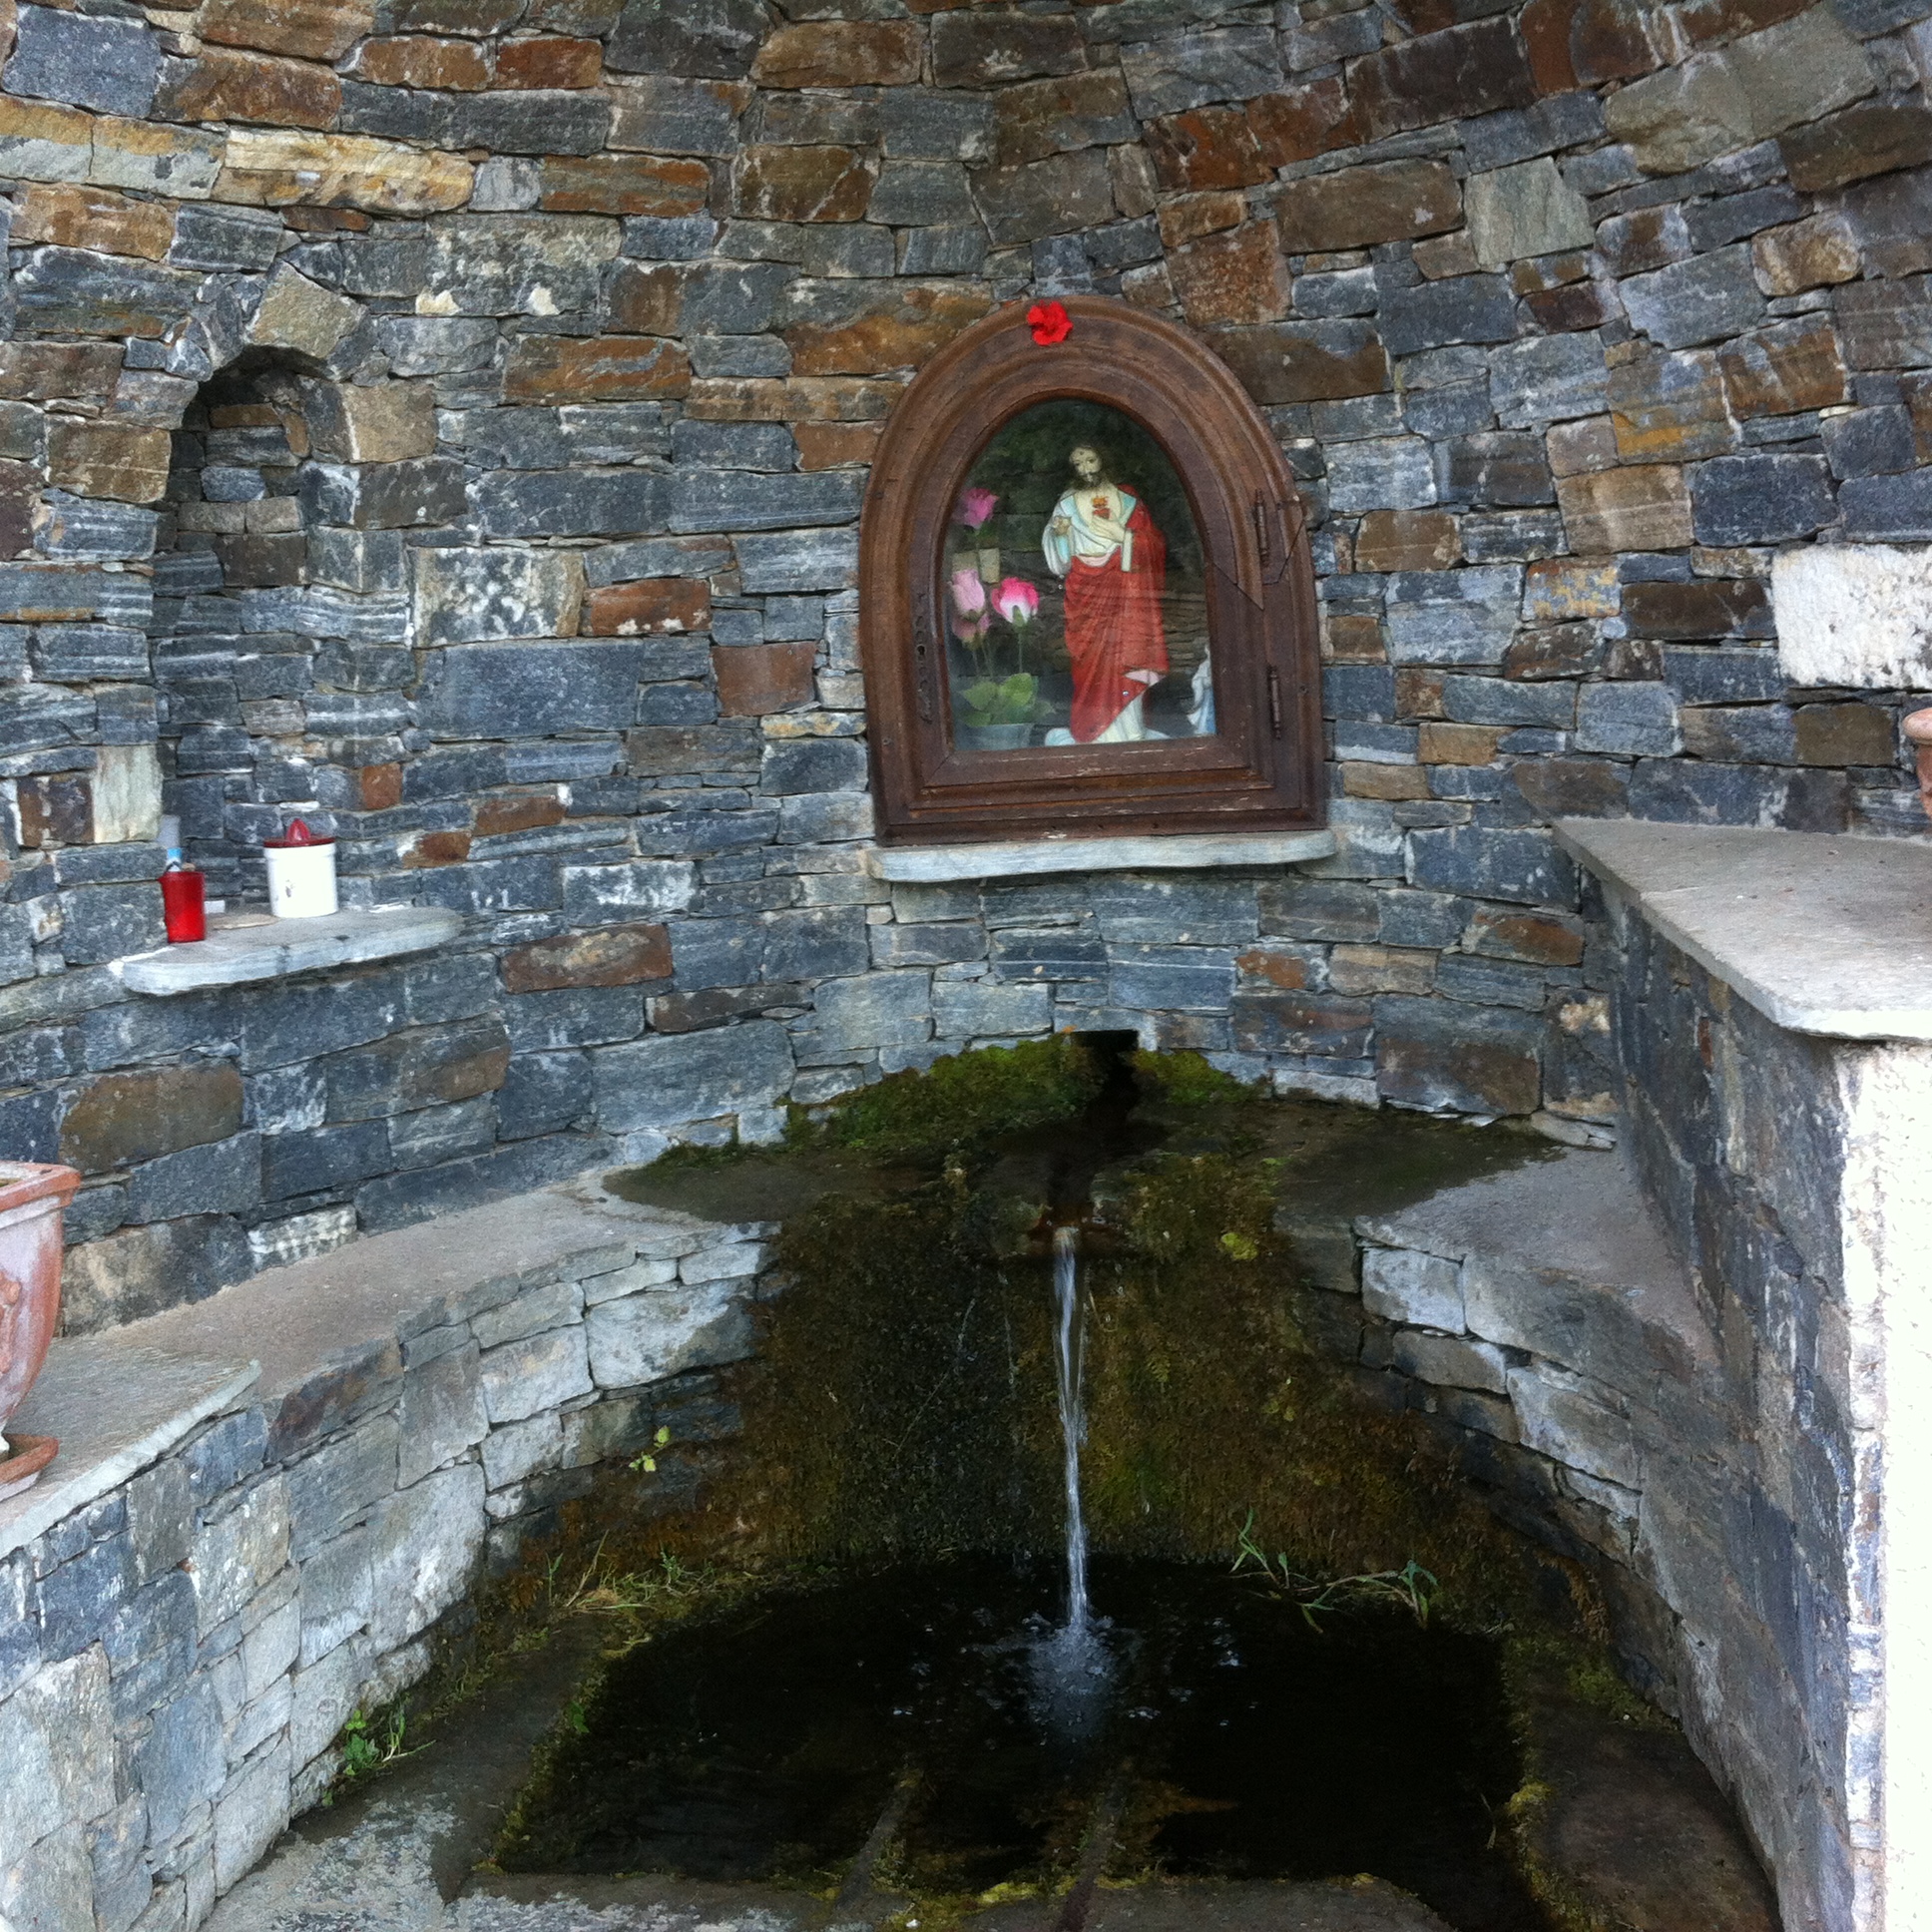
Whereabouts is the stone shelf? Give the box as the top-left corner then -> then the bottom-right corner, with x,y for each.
865,829 -> 1339,883
1557,818 -> 1932,1041
1,1343 -> 256,1562
114,905 -> 465,996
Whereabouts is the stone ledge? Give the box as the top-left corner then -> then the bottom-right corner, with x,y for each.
1557,819 -> 1932,1042
864,830 -> 1339,883
114,905 -> 466,996
1,1345 -> 257,1562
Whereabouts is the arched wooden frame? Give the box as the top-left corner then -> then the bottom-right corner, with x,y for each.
858,297 -> 1323,847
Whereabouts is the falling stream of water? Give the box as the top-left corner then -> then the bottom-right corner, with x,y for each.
1052,1223 -> 1090,1633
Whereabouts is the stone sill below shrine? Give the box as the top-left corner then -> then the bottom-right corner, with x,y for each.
1556,818 -> 1932,1043
865,829 -> 1339,883
113,905 -> 466,997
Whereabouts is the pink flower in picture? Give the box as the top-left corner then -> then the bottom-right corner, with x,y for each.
950,566 -> 987,618
994,576 -> 1040,626
956,486 -> 999,530
951,610 -> 988,644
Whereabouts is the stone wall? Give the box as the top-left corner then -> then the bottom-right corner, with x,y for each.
0,0 -> 1929,1323
0,1184 -> 766,1932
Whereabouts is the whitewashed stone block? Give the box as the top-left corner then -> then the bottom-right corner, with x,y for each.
1772,543 -> 1932,689
369,1464 -> 486,1650
1392,1329 -> 1508,1393
585,1279 -> 753,1389
477,1326 -> 592,1424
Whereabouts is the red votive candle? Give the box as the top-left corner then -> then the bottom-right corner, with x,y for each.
161,866 -> 206,943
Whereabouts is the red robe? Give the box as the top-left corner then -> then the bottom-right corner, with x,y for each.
1063,500 -> 1169,742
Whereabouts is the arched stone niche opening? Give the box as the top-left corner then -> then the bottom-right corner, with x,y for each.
150,327 -> 452,907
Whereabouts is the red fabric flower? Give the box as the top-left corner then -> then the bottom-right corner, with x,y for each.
1027,299 -> 1073,345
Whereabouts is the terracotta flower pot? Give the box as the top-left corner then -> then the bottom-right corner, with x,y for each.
0,1161 -> 80,1501
1906,708 -> 1932,824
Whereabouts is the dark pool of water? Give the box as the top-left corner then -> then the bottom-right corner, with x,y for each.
504,1558 -> 1551,1931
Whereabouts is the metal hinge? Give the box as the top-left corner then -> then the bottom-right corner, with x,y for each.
1252,493 -> 1271,564
1267,667 -> 1283,737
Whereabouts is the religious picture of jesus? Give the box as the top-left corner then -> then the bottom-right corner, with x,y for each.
1042,444 -> 1170,743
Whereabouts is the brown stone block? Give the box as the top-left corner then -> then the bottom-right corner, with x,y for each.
1354,509 -> 1461,573
1169,221 -> 1289,329
1526,282 -> 1613,333
1342,761 -> 1432,800
1247,78 -> 1348,168
400,830 -> 471,867
1716,316 -> 1848,418
1157,192 -> 1244,250
157,48 -> 341,128
752,20 -> 920,88
795,421 -> 881,470
496,35 -> 602,86
1546,417 -> 1620,478
540,153 -> 709,216
1596,205 -> 1690,277
785,282 -> 993,376
359,762 -> 402,808
284,206 -> 369,232
1211,321 -> 1392,405
1323,612 -> 1387,663
714,641 -> 816,715
217,128 -> 473,214
504,922 -> 672,992
1413,231 -> 1480,279
586,578 -> 711,637
61,1063 -> 245,1173
503,334 -> 691,403
651,985 -> 801,1033
1326,943 -> 1438,994
1146,105 -> 1270,192
930,9 -> 1082,88
475,792 -> 567,836
1795,703 -> 1896,766
1519,0 -> 1579,92
200,0 -> 373,62
733,145 -> 873,224
0,342 -> 120,400
1375,1029 -> 1540,1118
1394,668 -> 1446,718
1274,160 -> 1461,254
1622,578 -> 1770,639
1676,0 -> 1809,46
685,376 -> 904,423
0,95 -> 90,173
12,185 -> 174,260
1607,349 -> 1733,462
1753,212 -> 1861,298
17,774 -> 91,847
1339,17 -> 1536,146
1782,104 -> 1932,195
1504,624 -> 1599,679
0,460 -> 38,558
1565,0 -> 1661,82
626,722 -> 762,776
992,70 -> 1133,170
349,34 -> 491,87
1466,906 -> 1584,965
1231,991 -> 1374,1057
1234,947 -> 1313,991
1556,465 -> 1691,552
47,420 -> 170,503
1418,722 -> 1506,764
1513,755 -> 1629,816
607,260 -> 681,335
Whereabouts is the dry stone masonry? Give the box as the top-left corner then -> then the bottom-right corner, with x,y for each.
0,0 -> 1927,1325
0,1184 -> 767,1932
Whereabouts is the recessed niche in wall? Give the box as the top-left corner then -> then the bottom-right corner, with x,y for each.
858,298 -> 1323,847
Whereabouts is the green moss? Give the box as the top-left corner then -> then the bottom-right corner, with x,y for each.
806,1036 -> 1106,1158
1127,1048 -> 1256,1107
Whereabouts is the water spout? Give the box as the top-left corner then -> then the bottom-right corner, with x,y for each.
1053,1223 -> 1090,1633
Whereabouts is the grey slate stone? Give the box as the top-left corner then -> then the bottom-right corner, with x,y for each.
606,0 -> 765,78
1118,25 -> 1283,117
668,471 -> 864,534
1408,826 -> 1577,906
1621,245 -> 1766,351
5,6 -> 160,117
1690,454 -> 1837,545
1838,469 -> 1932,539
595,1019 -> 794,1130
418,644 -> 646,739
1378,277 -> 1517,357
1577,682 -> 1682,755
474,471 -> 669,540
1489,332 -> 1609,427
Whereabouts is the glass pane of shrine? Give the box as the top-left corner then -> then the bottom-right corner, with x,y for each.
942,401 -> 1213,753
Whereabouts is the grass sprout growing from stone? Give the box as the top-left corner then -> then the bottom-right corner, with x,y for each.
331,1706 -> 421,1793
1232,1512 -> 1440,1630
630,1424 -> 672,1474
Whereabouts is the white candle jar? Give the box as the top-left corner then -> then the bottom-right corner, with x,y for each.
263,837 -> 338,918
